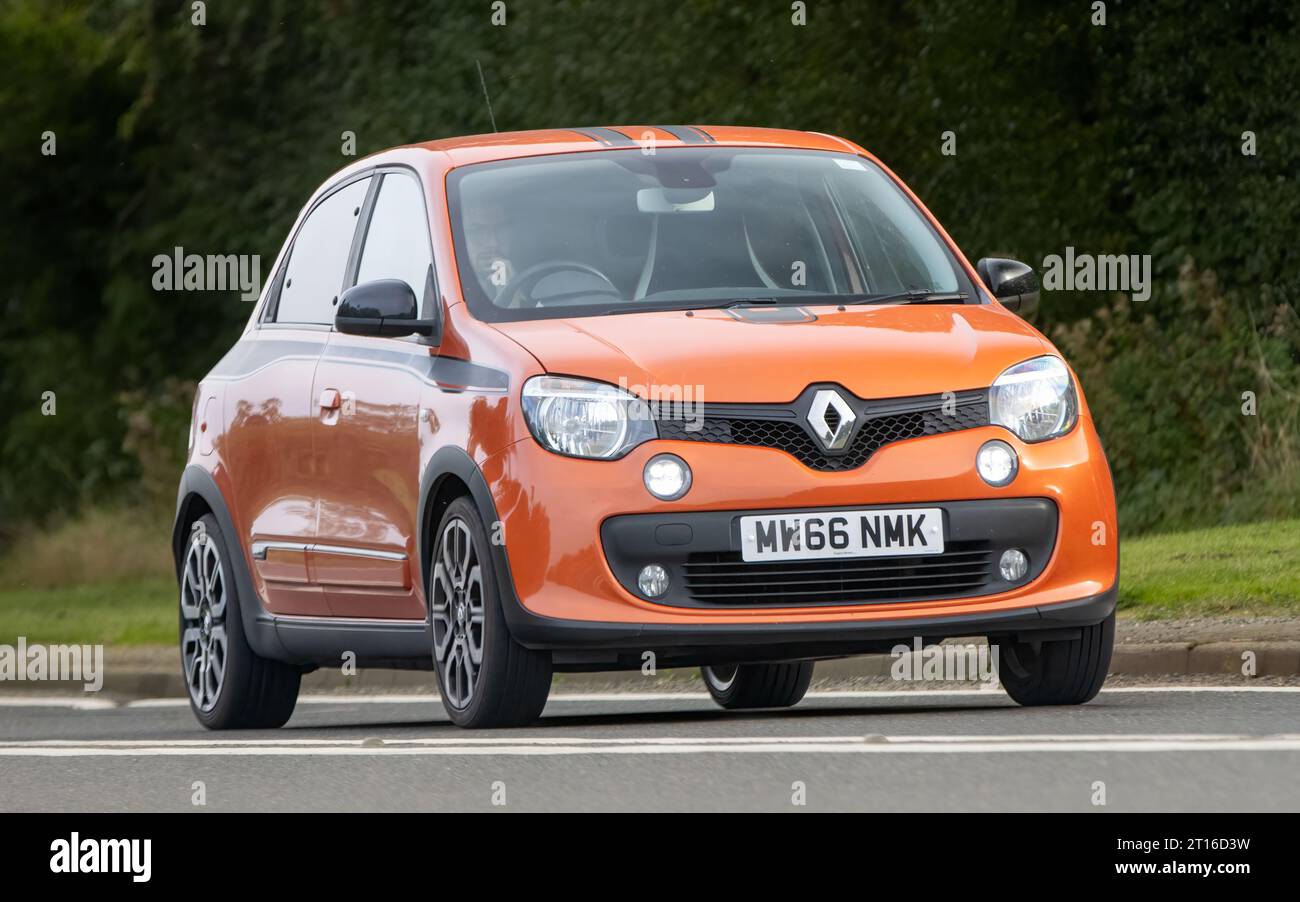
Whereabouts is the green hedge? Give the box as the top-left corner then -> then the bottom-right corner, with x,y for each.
2,0 -> 1297,536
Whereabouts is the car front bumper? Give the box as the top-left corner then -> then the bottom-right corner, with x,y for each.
478,414 -> 1118,656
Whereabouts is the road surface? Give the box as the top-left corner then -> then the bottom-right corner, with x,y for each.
2,685 -> 1297,811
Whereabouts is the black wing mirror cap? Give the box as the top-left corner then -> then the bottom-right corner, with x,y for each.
977,257 -> 1040,316
335,278 -> 439,339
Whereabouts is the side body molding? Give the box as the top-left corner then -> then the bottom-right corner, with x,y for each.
175,465 -> 432,667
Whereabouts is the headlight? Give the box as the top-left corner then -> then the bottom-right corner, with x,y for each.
989,355 -> 1078,442
521,376 -> 657,459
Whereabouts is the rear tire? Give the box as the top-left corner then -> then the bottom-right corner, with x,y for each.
430,497 -> 553,728
701,661 -> 814,710
180,513 -> 300,730
994,612 -> 1115,706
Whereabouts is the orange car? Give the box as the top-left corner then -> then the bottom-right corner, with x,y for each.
173,125 -> 1117,729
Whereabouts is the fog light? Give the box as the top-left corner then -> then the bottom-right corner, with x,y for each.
643,453 -> 692,500
999,549 -> 1029,582
637,564 -> 670,598
977,440 -> 1018,487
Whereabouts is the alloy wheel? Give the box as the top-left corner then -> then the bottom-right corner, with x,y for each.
702,664 -> 739,692
180,529 -> 228,712
431,517 -> 486,710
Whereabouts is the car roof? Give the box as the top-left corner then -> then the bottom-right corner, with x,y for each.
404,125 -> 860,167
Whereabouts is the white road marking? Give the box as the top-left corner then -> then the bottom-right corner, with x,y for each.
3,686 -> 1298,757
1091,686 -> 1300,694
0,697 -> 118,710
0,685 -> 1298,711
551,686 -> 1300,702
0,733 -> 1297,757
2,733 -> 1289,753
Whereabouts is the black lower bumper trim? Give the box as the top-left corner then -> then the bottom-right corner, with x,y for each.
507,585 -> 1117,662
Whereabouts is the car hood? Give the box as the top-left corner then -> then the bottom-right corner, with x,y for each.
490,304 -> 1052,402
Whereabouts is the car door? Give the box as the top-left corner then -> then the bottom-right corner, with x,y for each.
225,174 -> 372,617
310,170 -> 434,620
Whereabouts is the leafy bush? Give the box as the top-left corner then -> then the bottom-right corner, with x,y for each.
1,0 -> 1297,539
1056,261 -> 1300,533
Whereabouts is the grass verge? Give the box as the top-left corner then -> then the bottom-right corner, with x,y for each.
0,580 -> 175,646
1118,518 -> 1300,620
0,514 -> 1296,647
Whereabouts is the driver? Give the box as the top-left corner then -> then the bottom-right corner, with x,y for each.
463,197 -> 515,302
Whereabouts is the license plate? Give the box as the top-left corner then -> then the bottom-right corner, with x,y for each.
739,507 -> 945,562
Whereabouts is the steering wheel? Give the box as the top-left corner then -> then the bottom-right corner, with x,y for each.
498,260 -> 620,309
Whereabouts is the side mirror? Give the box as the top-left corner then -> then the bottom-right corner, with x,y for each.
977,257 -> 1040,316
335,271 -> 441,341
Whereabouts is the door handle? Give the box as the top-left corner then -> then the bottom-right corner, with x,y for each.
319,388 -> 341,411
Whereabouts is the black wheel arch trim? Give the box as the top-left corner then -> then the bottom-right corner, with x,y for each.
415,445 -> 641,644
173,466 -> 291,662
418,445 -> 519,615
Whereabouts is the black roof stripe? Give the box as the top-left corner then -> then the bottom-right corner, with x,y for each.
571,126 -> 717,147
657,125 -> 711,144
594,126 -> 637,145
569,127 -> 612,145
570,126 -> 636,146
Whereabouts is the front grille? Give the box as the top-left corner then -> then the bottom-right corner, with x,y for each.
683,541 -> 996,606
657,387 -> 989,471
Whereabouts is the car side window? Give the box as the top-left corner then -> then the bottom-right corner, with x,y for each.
275,177 -> 372,324
356,172 -> 435,314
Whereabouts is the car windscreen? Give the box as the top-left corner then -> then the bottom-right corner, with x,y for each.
446,147 -> 971,322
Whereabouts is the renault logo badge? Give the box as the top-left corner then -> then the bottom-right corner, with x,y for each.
807,389 -> 856,450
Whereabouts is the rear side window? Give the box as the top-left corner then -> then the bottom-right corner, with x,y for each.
275,177 -> 371,324
356,172 -> 435,313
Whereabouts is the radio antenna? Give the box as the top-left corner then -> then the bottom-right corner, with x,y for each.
476,60 -> 498,133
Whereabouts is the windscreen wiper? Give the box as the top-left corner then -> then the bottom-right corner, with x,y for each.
714,290 -> 970,307
723,297 -> 790,307
842,289 -> 969,306
605,297 -> 799,315
604,291 -> 966,316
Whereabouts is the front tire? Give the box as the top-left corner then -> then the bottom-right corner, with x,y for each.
180,513 -> 300,729
994,612 -> 1115,706
701,661 -> 814,710
430,497 -> 553,728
